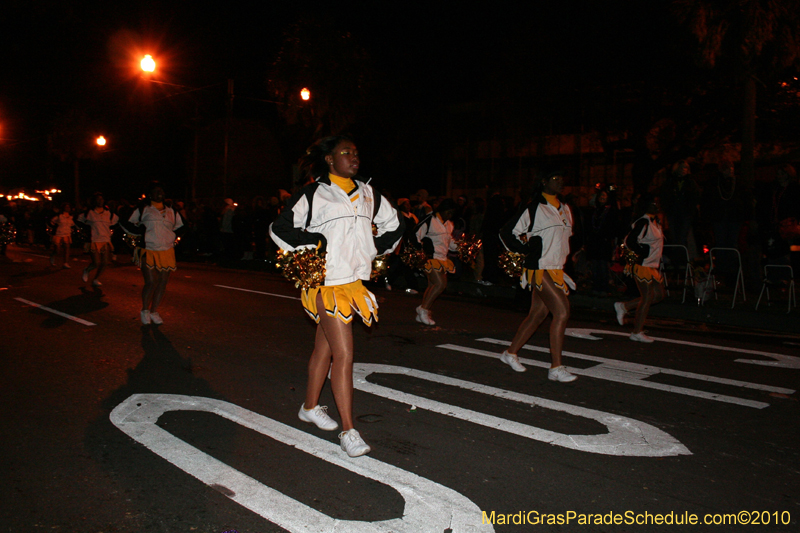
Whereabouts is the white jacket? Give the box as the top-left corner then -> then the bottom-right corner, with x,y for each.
499,196 -> 573,270
625,215 -> 663,268
415,213 -> 457,261
129,205 -> 184,251
269,176 -> 405,286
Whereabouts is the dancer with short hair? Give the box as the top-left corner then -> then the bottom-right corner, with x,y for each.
497,170 -> 577,382
614,195 -> 665,343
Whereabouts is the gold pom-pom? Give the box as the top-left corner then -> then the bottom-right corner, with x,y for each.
456,235 -> 482,265
123,232 -> 143,250
276,247 -> 327,290
371,254 -> 390,280
498,250 -> 526,278
400,245 -> 427,270
618,243 -> 639,277
0,223 -> 16,245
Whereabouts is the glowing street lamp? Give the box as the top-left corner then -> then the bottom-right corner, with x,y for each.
96,135 -> 107,147
141,54 -> 156,73
300,87 -> 311,101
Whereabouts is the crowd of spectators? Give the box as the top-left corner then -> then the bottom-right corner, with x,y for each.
2,160 -> 798,298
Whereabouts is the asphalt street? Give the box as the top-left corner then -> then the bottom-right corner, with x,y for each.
2,245 -> 799,533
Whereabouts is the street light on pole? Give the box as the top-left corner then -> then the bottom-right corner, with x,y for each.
141,54 -> 156,73
135,54 -> 309,200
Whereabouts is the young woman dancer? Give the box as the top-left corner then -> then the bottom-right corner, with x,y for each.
78,193 -> 119,287
497,170 -> 577,382
270,136 -> 404,457
50,203 -> 75,268
123,183 -> 184,325
413,198 -> 458,326
614,195 -> 665,343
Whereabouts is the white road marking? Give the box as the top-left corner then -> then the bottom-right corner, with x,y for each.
111,393 -> 492,533
480,336 -> 794,395
353,363 -> 690,457
14,297 -> 96,326
566,327 -> 800,369
214,284 -> 300,301
439,343 -> 775,409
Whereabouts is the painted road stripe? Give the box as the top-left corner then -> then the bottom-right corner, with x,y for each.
214,284 -> 301,301
439,344 -> 770,409
111,393 -> 491,533
565,328 -> 800,369
479,336 -> 795,395
353,363 -> 690,457
15,297 -> 96,326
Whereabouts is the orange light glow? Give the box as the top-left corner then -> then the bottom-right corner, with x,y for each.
300,87 -> 311,101
96,136 -> 107,147
141,54 -> 156,73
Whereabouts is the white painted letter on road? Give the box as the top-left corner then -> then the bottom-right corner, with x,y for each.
111,393 -> 493,533
353,363 -> 691,457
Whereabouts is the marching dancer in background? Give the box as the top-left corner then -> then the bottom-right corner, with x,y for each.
614,195 -> 665,343
497,170 -> 577,382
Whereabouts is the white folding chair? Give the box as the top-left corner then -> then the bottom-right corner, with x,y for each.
755,265 -> 796,313
707,247 -> 746,308
660,244 -> 694,303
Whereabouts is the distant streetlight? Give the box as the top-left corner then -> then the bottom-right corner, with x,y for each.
96,135 -> 107,147
141,54 -> 156,73
300,87 -> 311,101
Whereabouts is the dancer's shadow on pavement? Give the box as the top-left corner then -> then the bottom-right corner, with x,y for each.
82,326 -> 239,531
28,286 -> 109,328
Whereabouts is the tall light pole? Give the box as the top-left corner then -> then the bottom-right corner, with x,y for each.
223,79 -> 233,198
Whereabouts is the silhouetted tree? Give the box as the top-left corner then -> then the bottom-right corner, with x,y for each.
674,0 -> 800,188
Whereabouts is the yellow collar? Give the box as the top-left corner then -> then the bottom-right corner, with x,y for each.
543,193 -> 560,208
328,173 -> 355,194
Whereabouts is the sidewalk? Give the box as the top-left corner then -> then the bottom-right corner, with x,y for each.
445,278 -> 799,337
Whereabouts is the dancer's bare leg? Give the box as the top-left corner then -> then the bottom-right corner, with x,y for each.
632,278 -> 665,334
508,286 -> 549,355
305,324 -> 333,408
307,292 -> 356,430
421,269 -> 447,310
150,270 -> 171,312
85,249 -> 99,275
93,246 -> 110,280
141,266 -> 157,311
535,272 -> 571,368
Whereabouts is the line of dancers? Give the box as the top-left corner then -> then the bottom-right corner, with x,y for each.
271,136 -> 666,458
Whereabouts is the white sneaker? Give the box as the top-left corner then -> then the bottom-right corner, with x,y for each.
500,350 -> 526,372
614,302 -> 626,326
140,310 -> 151,325
404,288 -> 419,295
298,404 -> 338,431
82,268 -> 89,282
478,280 -> 493,286
339,428 -> 371,457
149,312 -> 163,325
92,279 -> 102,287
415,306 -> 435,326
548,366 -> 577,382
63,263 -> 71,269
630,331 -> 655,343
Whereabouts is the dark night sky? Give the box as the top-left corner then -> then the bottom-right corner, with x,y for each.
0,1 -> 686,198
